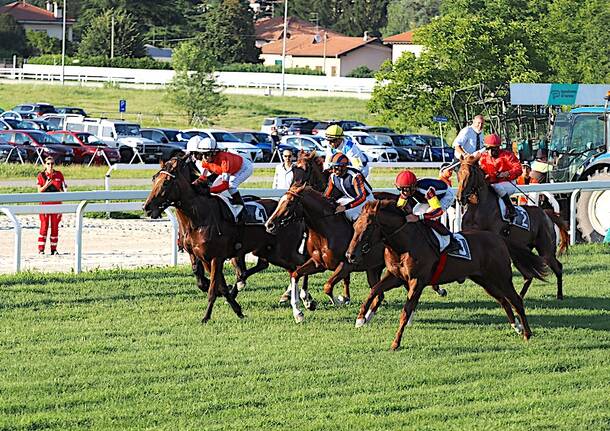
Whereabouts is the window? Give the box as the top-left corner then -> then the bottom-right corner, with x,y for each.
67,123 -> 84,132
211,132 -> 240,143
57,133 -> 79,145
47,117 -> 62,128
331,66 -> 337,76
102,127 -> 114,138
115,124 -> 141,136
141,130 -> 152,139
263,118 -> 274,126
87,125 -> 99,136
571,115 -> 604,153
274,60 -> 282,66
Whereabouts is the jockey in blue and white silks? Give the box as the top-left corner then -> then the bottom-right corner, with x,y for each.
323,124 -> 370,178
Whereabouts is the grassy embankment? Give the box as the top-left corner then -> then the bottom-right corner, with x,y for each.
0,244 -> 609,430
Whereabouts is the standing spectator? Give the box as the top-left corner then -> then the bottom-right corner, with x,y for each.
272,149 -> 294,189
270,126 -> 280,158
531,148 -> 552,183
516,161 -> 539,206
37,156 -> 67,254
453,115 -> 485,159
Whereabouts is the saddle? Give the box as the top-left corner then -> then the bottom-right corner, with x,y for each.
214,192 -> 269,225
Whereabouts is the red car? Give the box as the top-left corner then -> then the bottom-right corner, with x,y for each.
49,131 -> 120,164
0,130 -> 74,164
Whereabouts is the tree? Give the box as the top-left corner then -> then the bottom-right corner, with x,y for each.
191,0 -> 260,64
382,0 -> 441,36
78,8 -> 145,58
27,30 -> 62,56
369,14 -> 545,132
0,13 -> 27,57
167,41 -> 227,125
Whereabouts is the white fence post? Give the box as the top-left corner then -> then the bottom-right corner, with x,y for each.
1,208 -> 22,273
74,200 -> 89,274
164,207 -> 179,266
569,189 -> 580,246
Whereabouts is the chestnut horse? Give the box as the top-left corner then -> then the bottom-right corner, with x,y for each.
143,157 -> 314,322
347,200 -> 548,350
456,155 -> 568,299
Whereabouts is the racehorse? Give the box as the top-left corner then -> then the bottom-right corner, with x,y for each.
291,150 -> 327,192
143,157 -> 315,322
456,154 -> 568,299
265,184 -> 388,321
346,200 -> 548,350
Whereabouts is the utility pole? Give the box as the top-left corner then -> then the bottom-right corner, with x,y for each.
61,0 -> 66,85
280,0 -> 288,96
110,14 -> 115,59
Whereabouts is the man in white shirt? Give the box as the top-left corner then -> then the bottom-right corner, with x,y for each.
272,149 -> 294,189
453,115 -> 485,159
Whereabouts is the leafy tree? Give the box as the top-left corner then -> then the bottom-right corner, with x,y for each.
26,30 -> 62,55
78,8 -> 145,58
168,41 -> 227,125
0,13 -> 27,57
347,65 -> 374,78
382,0 -> 441,36
191,0 -> 260,64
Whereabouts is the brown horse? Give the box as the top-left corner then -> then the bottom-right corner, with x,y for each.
143,157 -> 315,322
265,184 -> 388,321
456,155 -> 568,299
347,200 -> 548,350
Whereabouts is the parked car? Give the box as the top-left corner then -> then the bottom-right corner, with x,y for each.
0,111 -> 23,120
261,116 -> 308,134
55,106 -> 88,116
0,130 -> 74,164
344,131 -> 399,162
232,131 -> 278,161
41,113 -> 84,130
281,135 -> 326,157
65,117 -> 183,162
353,126 -> 396,134
286,120 -> 323,136
0,140 -> 28,163
181,129 -> 263,161
326,120 -> 367,132
404,134 -> 454,161
370,133 -> 425,162
141,128 -> 189,150
18,119 -> 58,132
49,131 -> 121,164
0,118 -> 32,130
10,103 -> 56,118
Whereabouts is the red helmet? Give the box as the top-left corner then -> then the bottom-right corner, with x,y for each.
395,170 -> 417,188
329,152 -> 349,167
484,133 -> 501,147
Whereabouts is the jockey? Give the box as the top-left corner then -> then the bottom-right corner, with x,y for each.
479,133 -> 522,221
186,135 -> 253,211
324,152 -> 373,222
395,169 -> 460,253
323,124 -> 370,177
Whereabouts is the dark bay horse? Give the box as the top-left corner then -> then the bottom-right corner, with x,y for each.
347,200 -> 548,350
457,154 -> 568,299
143,157 -> 314,322
265,184 -> 388,322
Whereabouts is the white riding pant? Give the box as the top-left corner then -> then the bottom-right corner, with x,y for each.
338,194 -> 375,222
228,157 -> 253,194
491,181 -> 518,197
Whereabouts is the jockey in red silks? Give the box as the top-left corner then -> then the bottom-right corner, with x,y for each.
186,135 -> 253,210
478,133 -> 522,221
324,152 -> 373,222
395,169 -> 460,253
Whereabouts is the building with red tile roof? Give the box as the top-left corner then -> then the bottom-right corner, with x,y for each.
0,1 -> 74,41
255,16 -> 344,47
383,30 -> 424,62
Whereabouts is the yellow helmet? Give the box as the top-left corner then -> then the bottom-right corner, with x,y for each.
325,124 -> 344,139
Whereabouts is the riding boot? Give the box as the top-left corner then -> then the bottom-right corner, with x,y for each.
501,194 -> 516,222
445,234 -> 461,254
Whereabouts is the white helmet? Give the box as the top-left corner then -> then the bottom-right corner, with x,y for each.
186,135 -> 219,153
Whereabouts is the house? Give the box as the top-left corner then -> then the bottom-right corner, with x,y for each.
255,16 -> 344,48
260,33 -> 391,77
0,1 -> 74,41
383,30 -> 424,62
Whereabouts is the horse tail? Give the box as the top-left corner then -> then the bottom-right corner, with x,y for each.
503,239 -> 549,281
544,209 -> 569,255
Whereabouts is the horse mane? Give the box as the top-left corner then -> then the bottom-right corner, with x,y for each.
288,183 -> 336,210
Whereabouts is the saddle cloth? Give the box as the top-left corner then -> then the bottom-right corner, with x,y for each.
498,198 -> 531,231
430,231 -> 472,260
214,192 -> 268,225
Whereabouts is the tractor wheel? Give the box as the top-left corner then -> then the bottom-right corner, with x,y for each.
576,167 -> 610,242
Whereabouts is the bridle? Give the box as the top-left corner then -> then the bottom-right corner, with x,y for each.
275,188 -> 337,228
151,167 -> 181,210
459,163 -> 482,205
356,205 -> 410,256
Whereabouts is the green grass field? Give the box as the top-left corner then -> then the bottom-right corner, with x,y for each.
1,244 -> 609,430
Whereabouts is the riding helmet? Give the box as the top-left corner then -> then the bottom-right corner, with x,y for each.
484,133 -> 502,147
325,124 -> 344,140
395,170 -> 417,188
329,152 -> 349,167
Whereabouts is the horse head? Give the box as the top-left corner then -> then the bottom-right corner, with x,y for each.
144,156 -> 199,219
456,154 -> 485,206
265,183 -> 307,234
346,200 -> 381,264
291,150 -> 326,191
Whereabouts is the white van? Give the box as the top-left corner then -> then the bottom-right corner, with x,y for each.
64,117 -> 183,163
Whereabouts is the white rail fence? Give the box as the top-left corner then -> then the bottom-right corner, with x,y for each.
0,65 -> 376,94
1,181 -> 609,274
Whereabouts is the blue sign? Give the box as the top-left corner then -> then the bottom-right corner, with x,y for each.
119,99 -> 127,113
433,116 -> 448,123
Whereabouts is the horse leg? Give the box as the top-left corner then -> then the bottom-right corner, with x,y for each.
471,275 -> 517,328
504,286 -> 532,340
323,262 -> 351,306
202,257 -> 221,323
356,272 -> 403,327
536,228 -> 564,300
190,254 -> 209,294
431,285 -> 447,297
545,255 -> 563,300
291,258 -> 325,323
240,257 -> 271,290
216,262 -> 244,319
391,279 -> 425,351
519,277 -> 533,299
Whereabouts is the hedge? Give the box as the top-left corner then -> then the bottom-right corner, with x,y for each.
27,55 -> 325,75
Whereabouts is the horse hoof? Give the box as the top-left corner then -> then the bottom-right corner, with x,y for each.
304,300 -> 317,311
438,288 -> 447,297
355,318 -> 366,328
278,293 -> 290,305
236,280 -> 246,291
390,342 -> 401,351
337,295 -> 351,306
201,318 -> 209,324
294,312 -> 305,323
364,310 -> 375,323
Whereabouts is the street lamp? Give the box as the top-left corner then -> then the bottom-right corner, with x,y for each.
280,0 -> 288,96
61,0 -> 66,85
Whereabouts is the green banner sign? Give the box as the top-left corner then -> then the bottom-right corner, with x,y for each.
547,83 -> 579,105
